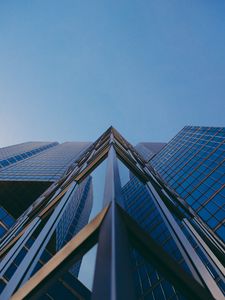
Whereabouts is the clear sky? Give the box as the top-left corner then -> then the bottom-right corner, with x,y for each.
0,1 -> 225,148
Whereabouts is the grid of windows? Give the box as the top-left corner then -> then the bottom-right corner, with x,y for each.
122,176 -> 191,299
0,141 -> 92,237
0,128 -> 224,299
151,126 -> 225,242
131,249 -> 186,300
0,142 -> 91,182
56,176 -> 93,276
181,223 -> 225,294
0,142 -> 58,169
122,175 -> 225,297
0,236 -> 90,299
56,177 -> 92,247
0,178 -> 93,295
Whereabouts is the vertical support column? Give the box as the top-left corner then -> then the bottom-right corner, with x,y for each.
1,181 -> 77,300
0,217 -> 29,252
102,143 -> 123,207
0,217 -> 41,276
146,181 -> 224,300
183,218 -> 225,281
92,146 -> 135,300
193,218 -> 225,260
0,186 -> 62,255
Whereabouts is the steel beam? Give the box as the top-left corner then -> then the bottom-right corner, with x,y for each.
146,181 -> 224,300
92,146 -> 135,300
1,182 -> 77,299
10,206 -> 108,300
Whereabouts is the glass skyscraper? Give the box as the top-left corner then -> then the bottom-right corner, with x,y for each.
150,126 -> 225,243
0,142 -> 58,169
0,141 -> 94,299
0,141 -> 91,231
121,174 -> 224,299
0,126 -> 224,300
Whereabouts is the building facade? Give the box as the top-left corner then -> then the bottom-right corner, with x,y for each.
135,142 -> 166,162
121,174 -> 224,299
0,127 -> 224,300
0,142 -> 58,169
150,126 -> 225,243
0,141 -> 91,235
0,141 -> 93,298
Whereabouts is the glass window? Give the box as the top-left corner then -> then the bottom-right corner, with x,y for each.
216,226 -> 225,243
3,214 -> 15,227
0,225 -> 6,238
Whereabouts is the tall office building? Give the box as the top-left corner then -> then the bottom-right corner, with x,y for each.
0,141 -> 94,298
0,142 -> 58,169
121,174 -> 224,299
150,126 -> 225,243
0,127 -> 224,300
0,141 -> 91,235
0,141 -> 59,237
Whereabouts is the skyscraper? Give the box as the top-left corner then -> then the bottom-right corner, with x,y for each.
0,127 -> 224,300
0,141 -> 91,235
150,126 -> 225,243
0,141 -> 94,299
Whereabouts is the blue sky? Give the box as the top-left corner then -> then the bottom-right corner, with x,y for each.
0,1 -> 225,147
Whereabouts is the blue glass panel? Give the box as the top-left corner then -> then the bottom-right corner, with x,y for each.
204,202 -> 218,214
4,263 -> 17,281
214,210 -> 225,222
207,218 -> 218,228
198,208 -> 211,220
215,226 -> 225,243
3,215 -> 15,227
1,160 -> 9,167
0,225 -> 6,238
14,248 -> 27,266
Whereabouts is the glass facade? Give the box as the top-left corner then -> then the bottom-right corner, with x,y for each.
0,126 -> 224,300
121,175 -> 190,299
0,166 -> 94,298
121,174 -> 225,298
151,126 -> 225,243
0,142 -> 91,181
0,141 -> 91,225
56,176 -> 93,276
0,142 -> 58,169
0,234 -> 91,299
135,143 -> 166,162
